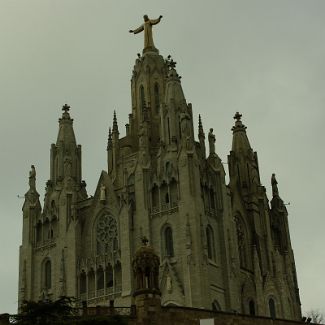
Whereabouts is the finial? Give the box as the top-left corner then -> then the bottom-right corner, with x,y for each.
62,104 -> 70,113
231,111 -> 247,133
108,127 -> 112,140
141,236 -> 149,246
234,112 -> 242,122
198,114 -> 205,138
112,110 -> 119,134
166,55 -> 177,70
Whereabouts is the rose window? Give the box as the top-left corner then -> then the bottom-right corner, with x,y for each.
96,215 -> 118,254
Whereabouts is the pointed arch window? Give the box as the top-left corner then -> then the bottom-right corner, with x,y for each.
235,216 -> 249,269
154,83 -> 160,113
209,188 -> 216,209
164,226 -> 174,257
140,85 -> 146,113
249,299 -> 256,316
44,260 -> 51,290
36,221 -> 42,243
97,266 -> 104,290
80,271 -> 86,294
152,184 -> 159,209
269,298 -> 276,319
212,300 -> 221,311
206,225 -> 216,261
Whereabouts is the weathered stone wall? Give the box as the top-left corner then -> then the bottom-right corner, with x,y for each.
130,306 -> 309,325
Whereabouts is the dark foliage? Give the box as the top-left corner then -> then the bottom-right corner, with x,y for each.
13,297 -> 128,325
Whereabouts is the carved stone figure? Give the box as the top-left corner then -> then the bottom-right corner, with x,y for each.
64,157 -> 72,177
271,173 -> 279,197
208,128 -> 216,155
129,15 -> 163,50
29,165 -> 36,189
100,184 -> 106,202
166,272 -> 172,293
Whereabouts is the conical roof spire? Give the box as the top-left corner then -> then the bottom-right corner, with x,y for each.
198,114 -> 205,138
231,112 -> 252,152
56,104 -> 76,146
112,110 -> 119,135
107,127 -> 112,150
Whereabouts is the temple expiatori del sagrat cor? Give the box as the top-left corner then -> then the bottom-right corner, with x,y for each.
18,15 -> 302,321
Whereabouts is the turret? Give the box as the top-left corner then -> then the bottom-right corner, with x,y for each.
107,127 -> 113,174
162,63 -> 193,150
110,111 -> 120,177
22,165 -> 41,245
270,173 -> 291,252
228,112 -> 260,193
132,237 -> 161,321
19,165 -> 41,307
49,104 -> 82,187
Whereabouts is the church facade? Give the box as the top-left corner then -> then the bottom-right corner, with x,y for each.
18,16 -> 302,321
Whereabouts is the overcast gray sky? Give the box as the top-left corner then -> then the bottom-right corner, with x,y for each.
0,0 -> 324,315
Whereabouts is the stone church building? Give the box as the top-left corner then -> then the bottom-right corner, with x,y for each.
18,16 -> 302,321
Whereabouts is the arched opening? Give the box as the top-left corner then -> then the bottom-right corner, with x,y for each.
152,185 -> 159,209
206,225 -> 216,261
43,218 -> 50,241
44,260 -> 51,290
96,266 -> 104,291
36,221 -> 42,243
209,188 -> 216,209
51,216 -> 58,239
165,192 -> 169,204
212,300 -> 221,311
164,226 -> 174,257
170,179 -> 178,207
235,216 -> 249,269
115,262 -> 122,292
88,269 -> 95,298
140,85 -> 146,114
154,83 -> 160,113
160,183 -> 168,209
80,271 -> 86,294
249,299 -> 256,316
106,264 -> 114,290
269,298 -> 276,319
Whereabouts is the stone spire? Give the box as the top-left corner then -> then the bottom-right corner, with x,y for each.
163,62 -> 192,148
107,127 -> 112,150
56,104 -> 77,146
112,110 -> 119,136
228,112 -> 260,191
231,112 -> 252,153
198,115 -> 206,158
50,104 -> 82,185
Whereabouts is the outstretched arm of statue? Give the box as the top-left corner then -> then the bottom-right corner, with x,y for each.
130,25 -> 144,34
150,15 -> 162,25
